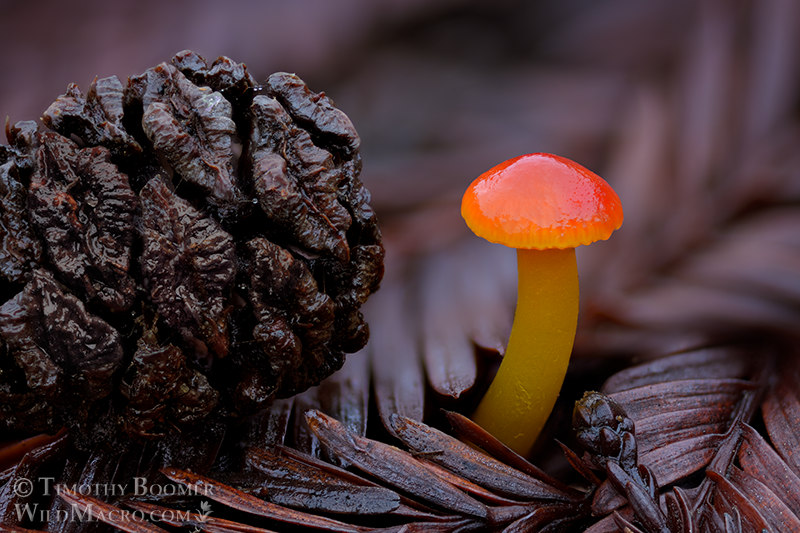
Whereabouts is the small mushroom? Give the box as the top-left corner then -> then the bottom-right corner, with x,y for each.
461,153 -> 623,455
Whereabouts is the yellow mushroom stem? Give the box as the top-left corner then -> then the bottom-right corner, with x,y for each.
472,247 -> 579,456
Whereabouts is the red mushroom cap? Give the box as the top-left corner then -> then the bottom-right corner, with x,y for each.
461,153 -> 623,249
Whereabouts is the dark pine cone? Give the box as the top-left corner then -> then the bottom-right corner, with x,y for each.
0,50 -> 384,446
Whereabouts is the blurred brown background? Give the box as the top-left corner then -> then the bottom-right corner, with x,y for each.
0,0 -> 706,219
4,0 -> 800,356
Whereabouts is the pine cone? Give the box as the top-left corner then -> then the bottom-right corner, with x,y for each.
0,50 -> 384,445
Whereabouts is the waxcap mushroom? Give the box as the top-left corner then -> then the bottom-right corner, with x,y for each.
463,152 -> 623,455
461,153 -> 623,250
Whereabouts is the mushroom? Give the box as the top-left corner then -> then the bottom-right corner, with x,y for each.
461,153 -> 623,455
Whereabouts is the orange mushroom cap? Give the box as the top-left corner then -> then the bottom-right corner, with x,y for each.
461,153 -> 623,249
